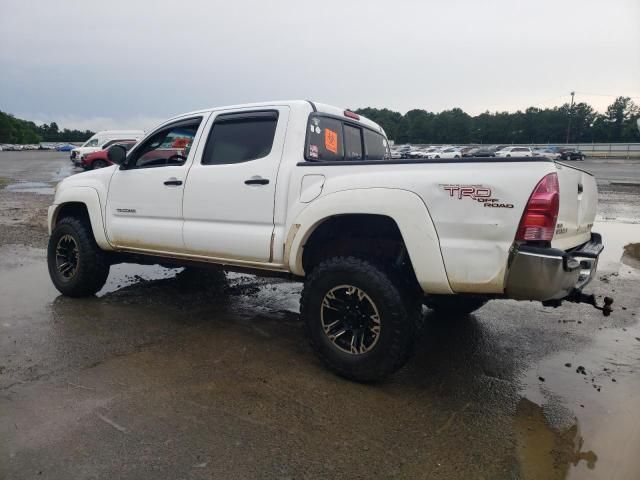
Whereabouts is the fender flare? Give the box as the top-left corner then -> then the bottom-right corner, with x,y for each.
48,187 -> 113,250
287,188 -> 453,294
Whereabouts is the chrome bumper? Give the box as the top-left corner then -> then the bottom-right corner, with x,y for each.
505,233 -> 603,301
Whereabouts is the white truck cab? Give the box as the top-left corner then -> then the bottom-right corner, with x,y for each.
47,100 -> 607,382
70,130 -> 145,164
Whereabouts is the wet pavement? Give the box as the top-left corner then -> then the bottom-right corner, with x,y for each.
1,152 -> 640,479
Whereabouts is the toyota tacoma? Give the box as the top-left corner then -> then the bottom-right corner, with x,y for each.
47,100 -> 607,382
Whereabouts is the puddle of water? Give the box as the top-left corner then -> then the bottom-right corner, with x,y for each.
4,181 -> 55,195
51,165 -> 75,181
621,243 -> 640,269
515,397 -> 597,480
593,221 -> 640,272
521,323 -> 640,480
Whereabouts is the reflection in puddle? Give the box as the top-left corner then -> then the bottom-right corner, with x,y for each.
516,398 -> 597,479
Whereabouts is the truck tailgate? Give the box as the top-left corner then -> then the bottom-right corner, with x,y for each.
552,162 -> 597,250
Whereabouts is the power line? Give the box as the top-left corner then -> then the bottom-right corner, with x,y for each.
575,91 -> 640,99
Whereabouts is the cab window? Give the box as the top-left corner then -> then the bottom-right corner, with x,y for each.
126,118 -> 201,169
306,116 -> 344,161
364,129 -> 389,160
305,114 -> 389,162
344,124 -> 363,160
202,111 -> 278,165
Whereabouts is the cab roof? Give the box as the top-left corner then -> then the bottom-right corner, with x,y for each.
164,100 -> 385,136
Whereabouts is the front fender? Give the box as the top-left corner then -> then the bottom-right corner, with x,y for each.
287,188 -> 452,294
48,187 -> 113,250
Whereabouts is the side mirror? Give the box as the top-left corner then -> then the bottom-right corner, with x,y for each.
107,144 -> 127,166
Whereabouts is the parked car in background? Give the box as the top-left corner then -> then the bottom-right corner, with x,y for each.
472,146 -> 497,157
560,149 -> 585,161
407,148 -> 430,159
533,148 -> 561,160
432,147 -> 462,159
70,130 -> 144,162
460,146 -> 476,156
74,138 -> 139,167
56,144 -> 76,152
80,140 -> 137,169
495,146 -> 532,157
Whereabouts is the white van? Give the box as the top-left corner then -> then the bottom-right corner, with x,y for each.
70,130 -> 144,163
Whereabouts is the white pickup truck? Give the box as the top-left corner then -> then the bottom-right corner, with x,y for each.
47,100 -> 607,382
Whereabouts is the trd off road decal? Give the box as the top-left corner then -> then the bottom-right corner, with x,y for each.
440,184 -> 514,208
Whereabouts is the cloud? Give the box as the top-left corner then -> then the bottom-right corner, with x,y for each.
1,0 -> 639,120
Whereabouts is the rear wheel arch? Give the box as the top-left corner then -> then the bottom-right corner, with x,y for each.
287,188 -> 453,295
301,214 -> 420,290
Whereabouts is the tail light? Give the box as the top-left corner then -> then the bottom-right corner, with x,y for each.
516,172 -> 559,242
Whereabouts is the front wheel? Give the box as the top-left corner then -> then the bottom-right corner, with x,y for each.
47,217 -> 110,297
300,257 -> 421,382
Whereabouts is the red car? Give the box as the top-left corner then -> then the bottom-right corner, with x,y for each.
80,140 -> 137,170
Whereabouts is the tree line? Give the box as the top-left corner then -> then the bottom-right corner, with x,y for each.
2,96 -> 639,145
356,96 -> 639,144
0,110 -> 94,144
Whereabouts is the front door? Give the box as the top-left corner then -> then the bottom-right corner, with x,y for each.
182,107 -> 289,262
106,116 -> 207,252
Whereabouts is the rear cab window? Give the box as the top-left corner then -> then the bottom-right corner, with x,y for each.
305,114 -> 389,162
202,110 -> 279,165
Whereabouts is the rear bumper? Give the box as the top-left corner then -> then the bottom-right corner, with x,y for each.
505,233 -> 603,301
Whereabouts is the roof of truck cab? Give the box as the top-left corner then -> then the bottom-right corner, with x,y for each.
163,100 -> 385,135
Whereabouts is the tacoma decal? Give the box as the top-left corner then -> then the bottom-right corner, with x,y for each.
116,208 -> 137,214
440,184 -> 514,209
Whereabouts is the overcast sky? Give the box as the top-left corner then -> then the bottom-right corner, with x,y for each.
1,0 -> 638,131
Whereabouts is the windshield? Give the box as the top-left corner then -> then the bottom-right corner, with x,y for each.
82,138 -> 99,147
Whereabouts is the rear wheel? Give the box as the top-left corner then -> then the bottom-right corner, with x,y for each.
425,295 -> 488,317
47,217 -> 110,297
301,256 -> 421,382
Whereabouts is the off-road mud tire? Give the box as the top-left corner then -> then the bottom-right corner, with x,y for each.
300,256 -> 421,383
47,216 -> 110,297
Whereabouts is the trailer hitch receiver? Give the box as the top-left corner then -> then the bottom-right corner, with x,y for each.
543,290 -> 614,316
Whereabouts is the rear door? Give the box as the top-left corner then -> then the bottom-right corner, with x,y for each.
182,107 -> 289,262
552,162 -> 598,250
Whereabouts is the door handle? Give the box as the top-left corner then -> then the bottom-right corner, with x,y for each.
578,183 -> 583,194
164,178 -> 183,186
244,176 -> 269,186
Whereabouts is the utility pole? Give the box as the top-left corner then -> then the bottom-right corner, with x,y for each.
565,91 -> 575,144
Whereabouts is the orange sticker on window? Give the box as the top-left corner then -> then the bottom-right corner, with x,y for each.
324,128 -> 338,154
